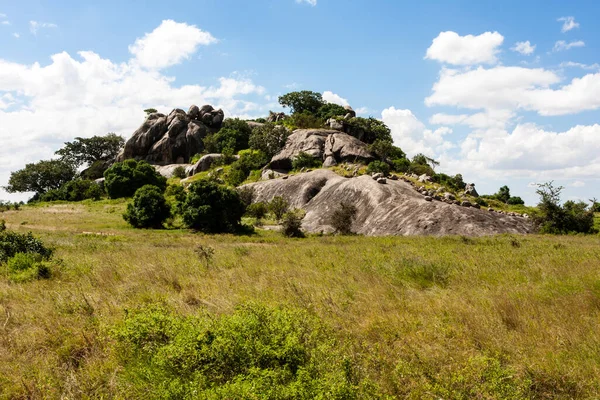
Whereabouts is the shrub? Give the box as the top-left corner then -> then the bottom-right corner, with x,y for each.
123,185 -> 171,229
328,202 -> 358,234
246,202 -> 268,220
316,103 -> 347,120
190,153 -> 202,164
238,187 -> 255,208
112,303 -> 369,398
284,112 -> 325,130
507,196 -> 525,205
0,230 -> 53,264
182,180 -> 246,233
432,173 -> 466,192
224,166 -> 247,187
249,123 -> 290,159
475,197 -> 489,207
281,209 -> 305,238
204,118 -> 253,153
269,196 -> 289,221
344,117 -> 392,144
0,220 -> 5,232
172,166 -> 187,179
534,182 -> 596,234
40,179 -> 103,202
104,159 -> 167,199
5,252 -> 50,283
408,163 -> 435,177
366,160 -> 390,176
292,152 -> 322,170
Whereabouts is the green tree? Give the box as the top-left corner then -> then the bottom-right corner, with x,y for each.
368,139 -> 405,161
249,124 -> 290,159
278,91 -> 324,115
534,181 -> 595,234
269,196 -> 289,221
345,117 -> 392,144
411,153 -> 440,170
495,186 -> 511,203
104,159 -> 167,199
366,161 -> 391,176
292,152 -> 322,170
181,180 -> 246,233
328,202 -> 358,235
4,160 -> 76,196
123,185 -> 171,229
316,103 -> 347,120
204,118 -> 253,153
55,133 -> 124,168
40,179 -> 103,202
144,108 -> 158,115
507,196 -> 525,205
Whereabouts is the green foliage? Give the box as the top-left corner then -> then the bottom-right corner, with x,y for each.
5,159 -> 77,196
278,91 -> 324,115
0,229 -> 53,264
345,117 -> 392,144
366,160 -> 390,176
172,166 -> 187,179
144,108 -> 158,115
246,202 -> 268,220
507,196 -> 525,205
55,133 -> 124,168
189,153 -> 203,165
249,123 -> 290,159
368,139 -> 406,162
496,186 -> 511,203
5,252 -> 51,283
432,173 -> 466,192
81,160 -> 110,180
412,153 -> 440,170
269,196 -> 289,221
284,112 -> 325,130
316,103 -> 347,120
182,180 -> 246,233
328,202 -> 358,235
292,152 -> 322,170
204,118 -> 253,153
123,185 -> 171,229
0,201 -> 23,212
112,303 -> 368,398
391,158 -> 411,173
281,209 -> 305,238
0,220 -> 5,232
475,197 -> 489,207
104,159 -> 167,199
39,179 -> 103,202
224,166 -> 247,187
238,187 -> 255,208
408,163 -> 435,177
534,181 -> 596,234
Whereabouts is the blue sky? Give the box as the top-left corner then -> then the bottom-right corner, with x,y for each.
1,0 -> 599,204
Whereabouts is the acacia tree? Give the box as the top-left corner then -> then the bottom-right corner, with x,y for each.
278,91 -> 324,115
55,133 -> 124,168
4,160 -> 76,195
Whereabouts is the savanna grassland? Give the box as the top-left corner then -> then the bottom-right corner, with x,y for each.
1,202 -> 600,399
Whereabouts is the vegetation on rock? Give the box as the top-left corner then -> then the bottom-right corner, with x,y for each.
104,159 -> 167,199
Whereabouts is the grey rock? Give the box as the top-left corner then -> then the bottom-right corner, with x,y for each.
323,155 -> 337,167
343,106 -> 356,118
424,196 -> 433,202
377,178 -> 387,184
418,174 -> 432,183
443,192 -> 456,201
188,105 -> 200,120
187,154 -> 239,176
461,201 -> 472,207
464,183 -> 479,197
267,111 -> 287,123
154,164 -> 192,178
372,173 -> 384,180
261,169 -> 287,180
327,118 -> 344,131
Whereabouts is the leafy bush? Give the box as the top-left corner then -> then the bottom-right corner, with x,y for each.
281,209 -> 305,238
0,230 -> 53,264
182,180 -> 246,233
316,102 -> 347,120
366,160 -> 390,176
238,187 -> 255,208
269,196 -> 289,221
123,185 -> 171,229
328,202 -> 358,234
5,252 -> 51,283
112,303 -> 371,398
39,179 -> 103,202
408,163 -> 435,177
224,166 -> 247,187
284,112 -> 325,130
344,117 -> 392,144
507,196 -> 525,205
432,173 -> 466,192
0,220 -> 5,232
172,166 -> 187,179
534,182 -> 596,234
104,159 -> 167,199
249,123 -> 290,159
203,118 -> 253,153
292,152 -> 322,170
475,197 -> 489,207
391,158 -> 410,173
278,90 -> 324,115
246,202 -> 268,220
189,153 -> 202,164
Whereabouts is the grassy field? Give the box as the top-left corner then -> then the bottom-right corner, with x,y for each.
1,201 -> 600,398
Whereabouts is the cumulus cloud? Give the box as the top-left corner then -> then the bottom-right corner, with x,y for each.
511,41 -> 536,55
296,0 -> 317,5
571,180 -> 586,188
128,20 -> 217,69
553,40 -> 585,52
425,31 -> 504,65
430,109 -> 515,131
0,23 -> 267,201
322,91 -> 349,107
560,61 -> 600,71
12,32 -> 19,38
426,66 -> 600,116
558,16 -> 579,33
29,21 -> 57,35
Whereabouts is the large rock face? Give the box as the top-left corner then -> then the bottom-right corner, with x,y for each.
245,170 -> 532,237
270,129 -> 375,170
117,105 -> 224,165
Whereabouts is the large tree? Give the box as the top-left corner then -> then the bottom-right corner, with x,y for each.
5,160 -> 76,195
55,133 -> 124,168
278,91 -> 325,115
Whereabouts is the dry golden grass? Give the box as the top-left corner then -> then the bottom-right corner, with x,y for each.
1,201 -> 599,398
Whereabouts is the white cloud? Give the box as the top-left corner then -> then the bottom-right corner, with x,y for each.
296,0 -> 317,6
128,20 -> 217,70
558,16 -> 580,33
430,109 -> 514,131
0,23 -> 268,201
1,20 -> 9,26
12,32 -> 19,38
425,31 -> 504,65
381,107 -> 454,157
322,91 -> 349,107
29,21 -> 58,35
560,61 -> 600,71
511,41 -> 535,55
553,40 -> 585,52
355,106 -> 370,115
426,66 -> 600,116
571,180 -> 586,188
0,13 -> 6,18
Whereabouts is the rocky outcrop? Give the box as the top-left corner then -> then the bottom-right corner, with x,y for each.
153,164 -> 192,178
464,183 -> 479,197
244,169 -> 532,237
270,129 -> 375,170
267,111 -> 287,123
186,153 -> 239,176
117,105 -> 224,165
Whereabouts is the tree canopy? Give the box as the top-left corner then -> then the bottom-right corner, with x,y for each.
4,160 -> 77,195
55,133 -> 124,168
278,91 -> 324,115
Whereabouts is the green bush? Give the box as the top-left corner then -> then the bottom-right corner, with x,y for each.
189,153 -> 203,164
5,252 -> 50,283
408,163 -> 435,177
432,173 -> 465,192
316,103 -> 347,120
39,179 -> 103,202
203,118 -> 253,153
391,158 -> 410,173
0,220 -> 5,232
224,166 -> 247,187
249,123 -> 290,159
0,230 -> 53,264
292,152 -> 322,170
246,202 -> 268,220
534,182 -> 596,234
328,202 -> 358,235
104,159 -> 167,199
123,185 -> 171,229
281,209 -> 305,238
238,187 -> 255,208
284,112 -> 325,130
507,196 -> 525,205
269,196 -> 289,221
344,117 -> 392,144
366,160 -> 390,176
172,166 -> 187,179
182,180 -> 246,233
112,303 -> 372,398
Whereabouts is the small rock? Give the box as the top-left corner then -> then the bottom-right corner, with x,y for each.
433,195 -> 441,201
389,175 -> 398,180
424,196 -> 433,202
372,172 -> 384,180
443,192 -> 456,201
377,178 -> 387,184
488,207 -> 494,212
472,203 -> 481,209
461,201 -> 472,207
